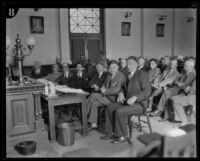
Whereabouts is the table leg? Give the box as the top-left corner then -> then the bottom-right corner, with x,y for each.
48,105 -> 56,142
81,98 -> 88,136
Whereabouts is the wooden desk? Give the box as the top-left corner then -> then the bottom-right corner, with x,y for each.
41,93 -> 88,142
6,83 -> 49,151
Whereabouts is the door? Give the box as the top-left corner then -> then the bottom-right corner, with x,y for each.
69,8 -> 104,64
87,39 -> 101,64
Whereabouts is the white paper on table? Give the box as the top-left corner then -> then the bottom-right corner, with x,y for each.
55,85 -> 88,94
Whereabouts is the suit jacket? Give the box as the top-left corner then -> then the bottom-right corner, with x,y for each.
148,67 -> 161,83
57,71 -> 74,87
71,71 -> 89,91
126,69 -> 151,102
103,71 -> 126,102
120,66 -> 129,79
158,68 -> 180,87
89,71 -> 108,89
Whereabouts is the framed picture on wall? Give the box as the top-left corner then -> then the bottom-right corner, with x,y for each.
30,16 -> 44,34
121,22 -> 131,36
156,23 -> 165,37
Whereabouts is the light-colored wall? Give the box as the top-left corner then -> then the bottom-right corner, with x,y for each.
6,8 -> 196,66
174,8 -> 196,57
143,9 -> 173,59
105,8 -> 142,60
6,8 -> 61,66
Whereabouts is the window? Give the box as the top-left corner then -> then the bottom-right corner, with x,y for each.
69,8 -> 100,33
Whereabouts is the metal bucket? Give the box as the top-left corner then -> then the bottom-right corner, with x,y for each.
57,121 -> 75,146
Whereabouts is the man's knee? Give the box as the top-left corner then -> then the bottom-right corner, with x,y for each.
115,108 -> 126,117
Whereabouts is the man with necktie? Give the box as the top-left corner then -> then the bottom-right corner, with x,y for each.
87,60 -> 126,131
157,58 -> 196,121
148,58 -> 180,114
88,62 -> 108,93
100,56 -> 151,144
57,62 -> 73,86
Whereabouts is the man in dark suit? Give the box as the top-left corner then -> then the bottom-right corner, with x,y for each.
87,60 -> 126,131
71,62 -> 89,92
88,62 -> 108,93
100,56 -> 151,144
57,62 -> 73,86
138,56 -> 148,72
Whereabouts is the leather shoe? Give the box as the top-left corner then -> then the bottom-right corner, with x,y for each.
170,120 -> 182,124
158,117 -> 169,122
111,136 -> 129,144
100,135 -> 114,140
87,125 -> 97,131
150,110 -> 163,116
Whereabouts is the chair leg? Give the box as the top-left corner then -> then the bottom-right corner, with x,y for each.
128,117 -> 133,139
146,114 -> 152,133
138,116 -> 142,132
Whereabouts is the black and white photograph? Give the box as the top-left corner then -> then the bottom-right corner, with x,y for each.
4,5 -> 197,158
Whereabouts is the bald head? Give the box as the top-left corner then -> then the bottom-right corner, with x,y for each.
184,59 -> 195,73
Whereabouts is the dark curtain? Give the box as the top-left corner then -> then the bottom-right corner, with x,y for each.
71,39 -> 85,64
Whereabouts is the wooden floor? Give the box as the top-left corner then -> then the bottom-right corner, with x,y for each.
6,115 -> 195,158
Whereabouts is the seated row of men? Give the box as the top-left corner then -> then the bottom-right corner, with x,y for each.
30,55 -> 196,144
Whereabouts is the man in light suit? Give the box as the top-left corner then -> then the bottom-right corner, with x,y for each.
87,60 -> 126,131
160,58 -> 196,122
149,58 -> 180,116
172,79 -> 196,126
100,56 -> 151,144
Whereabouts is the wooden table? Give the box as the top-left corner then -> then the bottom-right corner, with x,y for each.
41,93 -> 88,142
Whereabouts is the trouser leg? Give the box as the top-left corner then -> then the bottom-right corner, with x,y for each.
105,103 -> 121,134
114,104 -> 143,137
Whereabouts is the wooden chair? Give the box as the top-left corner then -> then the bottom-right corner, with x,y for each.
97,106 -> 106,132
162,130 -> 196,157
128,104 -> 152,140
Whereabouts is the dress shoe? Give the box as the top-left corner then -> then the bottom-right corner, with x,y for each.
100,134 -> 114,140
87,125 -> 97,131
150,110 -> 163,116
158,117 -> 169,122
146,108 -> 152,113
170,120 -> 182,124
111,136 -> 129,144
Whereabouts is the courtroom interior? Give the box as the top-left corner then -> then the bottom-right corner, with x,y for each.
5,8 -> 197,158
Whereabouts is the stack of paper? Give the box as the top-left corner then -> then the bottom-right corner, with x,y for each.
55,85 -> 88,94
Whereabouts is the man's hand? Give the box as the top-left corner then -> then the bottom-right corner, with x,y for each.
117,92 -> 125,104
93,84 -> 99,91
100,86 -> 106,94
176,82 -> 184,87
127,96 -> 137,106
184,86 -> 190,93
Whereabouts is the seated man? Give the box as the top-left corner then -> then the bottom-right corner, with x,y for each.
100,56 -> 151,144
158,56 -> 171,74
148,58 -> 161,84
171,80 -> 196,126
44,64 -> 62,83
57,62 -> 73,86
149,58 -> 180,115
70,62 -> 89,92
138,56 -> 148,72
160,58 -> 196,122
87,60 -> 125,131
31,61 -> 48,79
88,62 -> 108,93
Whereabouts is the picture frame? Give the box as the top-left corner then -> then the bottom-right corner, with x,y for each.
156,23 -> 165,37
121,22 -> 131,36
30,16 -> 44,34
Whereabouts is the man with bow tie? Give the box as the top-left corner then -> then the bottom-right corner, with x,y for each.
87,60 -> 126,131
100,56 -> 151,144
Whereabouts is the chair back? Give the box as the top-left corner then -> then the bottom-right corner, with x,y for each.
162,130 -> 196,157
